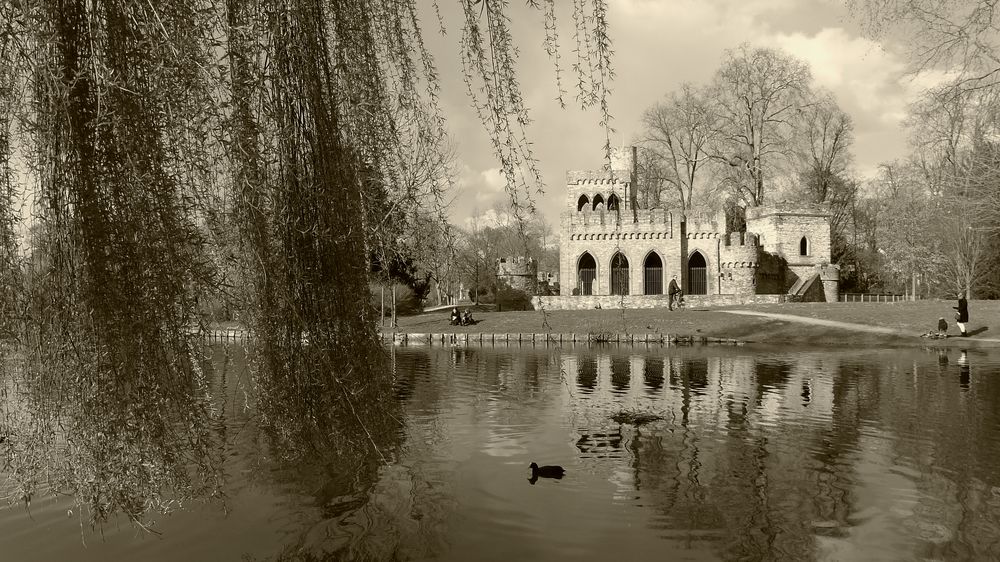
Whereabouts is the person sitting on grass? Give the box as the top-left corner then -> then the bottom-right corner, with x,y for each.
462,309 -> 475,326
450,307 -> 460,326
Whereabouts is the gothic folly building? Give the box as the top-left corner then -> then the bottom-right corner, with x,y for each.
534,149 -> 839,310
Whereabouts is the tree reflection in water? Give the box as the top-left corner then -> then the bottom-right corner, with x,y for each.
4,343 -> 1000,560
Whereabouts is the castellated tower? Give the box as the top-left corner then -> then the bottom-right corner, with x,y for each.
564,146 -> 637,214
745,203 -> 839,302
496,256 -> 538,294
718,232 -> 759,295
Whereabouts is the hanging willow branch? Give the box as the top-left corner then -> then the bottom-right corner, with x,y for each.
0,0 -> 617,527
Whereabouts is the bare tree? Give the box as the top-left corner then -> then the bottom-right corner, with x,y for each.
798,91 -> 854,203
639,84 -> 719,209
711,44 -> 813,206
849,0 -> 1000,91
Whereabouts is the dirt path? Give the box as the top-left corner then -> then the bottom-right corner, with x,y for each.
722,310 -> 1000,343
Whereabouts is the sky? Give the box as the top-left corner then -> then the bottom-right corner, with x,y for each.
421,0 -> 942,230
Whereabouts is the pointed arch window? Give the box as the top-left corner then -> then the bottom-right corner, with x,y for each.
592,193 -> 605,211
687,251 -> 707,295
799,236 -> 809,256
607,193 -> 620,211
577,194 -> 590,212
578,253 -> 597,296
610,252 -> 629,295
643,252 -> 663,295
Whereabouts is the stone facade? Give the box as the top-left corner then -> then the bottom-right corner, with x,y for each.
539,149 -> 839,310
497,256 -> 538,294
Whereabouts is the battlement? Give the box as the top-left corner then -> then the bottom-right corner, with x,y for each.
564,207 -> 676,230
566,170 -> 631,185
682,207 -> 726,236
725,232 -> 759,247
497,256 -> 539,294
497,256 -> 537,273
747,202 -> 831,220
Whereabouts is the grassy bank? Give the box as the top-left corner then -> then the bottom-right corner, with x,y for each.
389,300 -> 1000,348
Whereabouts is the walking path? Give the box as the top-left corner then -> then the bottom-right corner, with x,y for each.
722,310 -> 1000,343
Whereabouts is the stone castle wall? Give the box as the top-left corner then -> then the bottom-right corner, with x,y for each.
555,158 -> 836,306
534,293 -> 787,310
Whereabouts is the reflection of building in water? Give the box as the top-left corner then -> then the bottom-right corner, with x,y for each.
575,429 -> 624,459
560,349 -> 847,556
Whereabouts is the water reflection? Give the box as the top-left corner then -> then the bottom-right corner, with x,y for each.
372,346 -> 1000,562
3,344 -> 1000,561
643,358 -> 664,393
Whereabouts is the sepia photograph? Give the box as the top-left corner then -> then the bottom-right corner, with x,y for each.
1,0 -> 999,560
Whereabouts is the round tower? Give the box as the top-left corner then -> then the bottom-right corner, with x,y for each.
819,264 -> 840,303
719,232 -> 758,295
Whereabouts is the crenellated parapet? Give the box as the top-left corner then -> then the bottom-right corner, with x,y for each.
686,231 -> 721,239
497,256 -> 539,294
567,171 -> 630,185
567,230 -> 674,242
682,207 -> 726,236
563,207 -> 677,238
747,202 -> 831,220
726,231 -> 758,247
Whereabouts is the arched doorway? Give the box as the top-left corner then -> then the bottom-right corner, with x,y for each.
687,251 -> 707,295
610,252 -> 629,295
578,253 -> 597,295
643,252 -> 663,295
577,194 -> 590,212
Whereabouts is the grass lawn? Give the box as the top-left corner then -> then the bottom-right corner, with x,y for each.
389,300 -> 1000,348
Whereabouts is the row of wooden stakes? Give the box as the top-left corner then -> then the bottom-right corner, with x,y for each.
380,332 -> 746,346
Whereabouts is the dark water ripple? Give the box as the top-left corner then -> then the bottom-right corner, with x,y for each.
3,345 -> 1000,560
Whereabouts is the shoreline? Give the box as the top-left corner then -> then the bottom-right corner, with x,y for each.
384,301 -> 1000,349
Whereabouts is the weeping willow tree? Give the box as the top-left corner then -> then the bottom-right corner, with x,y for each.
0,0 -> 614,527
0,0 -> 225,526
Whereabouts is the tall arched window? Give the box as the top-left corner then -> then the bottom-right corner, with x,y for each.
577,194 -> 590,212
578,253 -> 597,295
610,252 -> 629,295
687,251 -> 707,295
799,236 -> 809,256
592,193 -> 605,211
607,193 -> 620,211
643,252 -> 663,295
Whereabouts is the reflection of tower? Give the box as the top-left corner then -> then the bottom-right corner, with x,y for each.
610,355 -> 630,394
578,355 -> 597,393
643,357 -> 664,393
575,429 -> 624,459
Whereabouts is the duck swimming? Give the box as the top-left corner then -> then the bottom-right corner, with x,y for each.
528,462 -> 565,483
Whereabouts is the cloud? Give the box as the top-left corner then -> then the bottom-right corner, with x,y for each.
461,207 -> 518,231
427,0 -> 931,225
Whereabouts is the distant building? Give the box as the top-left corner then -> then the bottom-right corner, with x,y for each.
497,256 -> 538,294
535,148 -> 839,309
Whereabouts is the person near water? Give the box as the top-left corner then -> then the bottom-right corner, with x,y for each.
667,275 -> 681,310
450,307 -> 460,325
954,293 -> 969,336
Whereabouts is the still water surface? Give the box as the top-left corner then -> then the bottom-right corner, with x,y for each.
3,344 -> 1000,561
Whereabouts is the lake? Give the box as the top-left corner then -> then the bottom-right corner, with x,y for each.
3,343 -> 1000,561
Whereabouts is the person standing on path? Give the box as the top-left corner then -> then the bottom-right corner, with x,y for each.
954,293 -> 969,336
667,275 -> 681,311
